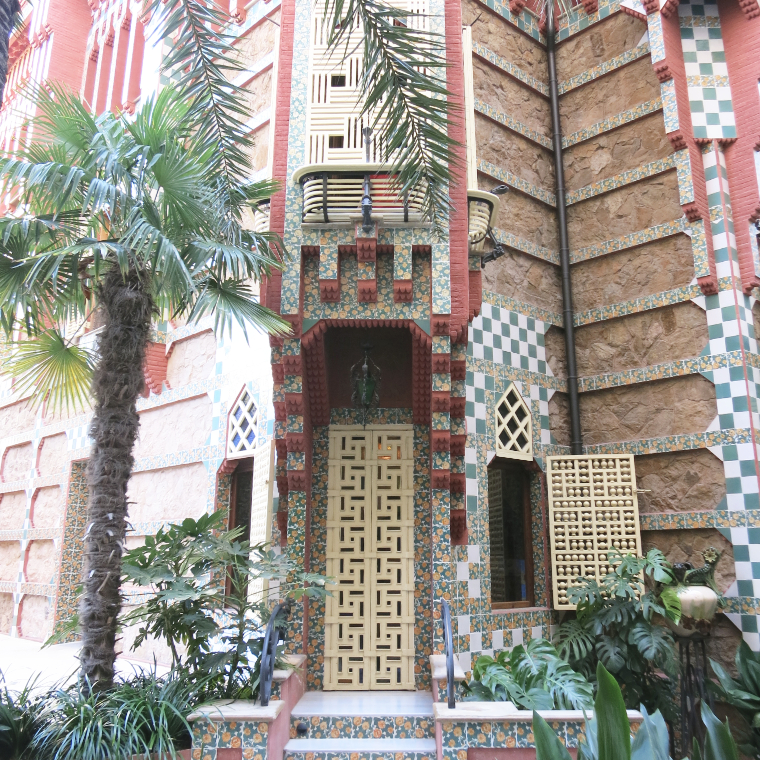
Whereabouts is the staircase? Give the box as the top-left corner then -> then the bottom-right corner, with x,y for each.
283,690 -> 437,760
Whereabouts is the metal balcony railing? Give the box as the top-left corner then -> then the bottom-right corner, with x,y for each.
293,164 -> 426,225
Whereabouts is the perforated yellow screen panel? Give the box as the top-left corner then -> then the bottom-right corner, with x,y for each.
547,455 -> 642,610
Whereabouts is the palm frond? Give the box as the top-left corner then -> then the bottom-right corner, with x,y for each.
325,0 -> 460,235
4,329 -> 96,413
144,0 -> 252,189
187,276 -> 291,339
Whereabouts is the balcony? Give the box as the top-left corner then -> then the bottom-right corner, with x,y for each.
467,190 -> 500,253
293,164 -> 427,226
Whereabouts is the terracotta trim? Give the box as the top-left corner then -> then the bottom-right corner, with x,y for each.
719,0 -> 760,293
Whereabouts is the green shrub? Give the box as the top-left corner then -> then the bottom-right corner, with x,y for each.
555,549 -> 679,722
32,670 -> 196,760
710,641 -> 760,758
0,675 -> 45,760
463,637 -> 593,709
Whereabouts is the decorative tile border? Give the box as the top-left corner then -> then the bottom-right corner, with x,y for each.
556,0 -> 621,41
639,510 -> 760,531
491,227 -> 558,265
558,42 -> 651,94
289,715 -> 435,740
481,290 -> 562,327
471,41 -> 548,96
570,217 -> 688,264
583,428 -> 753,456
565,154 -> 676,205
477,160 -> 556,207
577,350 -> 744,392
572,277 -> 734,327
473,0 -> 544,42
474,99 -> 552,149
562,98 -> 663,148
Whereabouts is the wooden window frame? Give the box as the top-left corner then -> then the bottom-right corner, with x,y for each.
488,459 -> 535,611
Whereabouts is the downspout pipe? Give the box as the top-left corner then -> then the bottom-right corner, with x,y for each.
546,1 -> 582,454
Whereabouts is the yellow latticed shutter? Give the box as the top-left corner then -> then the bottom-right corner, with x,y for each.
547,455 -> 642,610
494,383 -> 532,461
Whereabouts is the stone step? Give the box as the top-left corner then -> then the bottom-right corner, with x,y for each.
283,737 -> 437,760
288,690 -> 436,740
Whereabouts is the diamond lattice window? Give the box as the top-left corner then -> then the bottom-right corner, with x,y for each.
547,455 -> 642,610
494,383 -> 532,461
227,389 -> 259,460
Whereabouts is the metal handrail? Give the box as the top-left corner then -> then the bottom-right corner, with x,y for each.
441,599 -> 455,709
259,598 -> 292,706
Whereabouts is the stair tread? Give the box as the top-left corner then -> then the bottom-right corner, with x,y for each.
292,690 -> 434,717
285,738 -> 437,751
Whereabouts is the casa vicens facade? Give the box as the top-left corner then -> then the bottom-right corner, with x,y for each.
2,0 -> 760,707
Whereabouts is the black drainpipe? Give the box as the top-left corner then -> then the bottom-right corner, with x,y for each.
546,1 -> 582,454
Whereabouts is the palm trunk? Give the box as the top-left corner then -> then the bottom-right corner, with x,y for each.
0,0 -> 20,107
79,267 -> 153,690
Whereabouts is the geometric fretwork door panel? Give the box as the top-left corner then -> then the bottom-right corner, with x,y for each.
324,426 -> 415,690
547,455 -> 642,610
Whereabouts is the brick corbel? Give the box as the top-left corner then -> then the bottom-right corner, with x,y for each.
450,360 -> 466,382
320,279 -> 341,302
274,401 -> 287,421
285,393 -> 304,416
508,0 -> 526,13
450,472 -> 465,493
286,431 -> 306,452
431,430 -> 450,452
660,0 -> 679,18
468,269 -> 482,322
666,129 -> 687,151
450,434 -> 466,457
219,459 -> 238,474
431,470 -> 450,490
450,509 -> 467,545
431,391 -> 451,413
276,473 -> 289,498
393,280 -> 413,302
282,353 -> 302,375
356,236 -> 377,262
432,354 -> 450,374
432,316 -> 450,336
275,438 -> 287,460
282,314 -> 301,337
272,363 -> 285,383
739,0 -> 760,19
287,470 -> 308,491
358,279 -> 378,302
450,397 -> 466,418
581,0 -> 598,13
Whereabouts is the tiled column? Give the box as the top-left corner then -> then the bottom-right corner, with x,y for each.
318,240 -> 340,302
355,222 -> 377,302
393,242 -> 414,302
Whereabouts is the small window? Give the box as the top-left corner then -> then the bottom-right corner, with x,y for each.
227,388 -> 258,459
328,135 -> 345,149
488,460 -> 533,609
495,383 -> 532,461
331,74 -> 346,87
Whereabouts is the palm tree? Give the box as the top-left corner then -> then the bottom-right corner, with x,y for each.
0,86 -> 287,689
0,0 -> 20,106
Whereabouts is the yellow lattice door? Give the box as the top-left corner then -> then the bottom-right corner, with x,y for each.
324,427 -> 415,690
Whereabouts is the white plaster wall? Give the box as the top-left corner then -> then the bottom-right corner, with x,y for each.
2,444 -> 33,481
0,491 -> 27,530
0,400 -> 37,432
134,395 -> 213,459
127,463 -> 208,525
25,540 -> 58,584
0,542 -> 20,580
18,594 -> 52,641
38,434 -> 68,476
0,593 -> 12,632
31,486 -> 64,529
166,331 -> 216,388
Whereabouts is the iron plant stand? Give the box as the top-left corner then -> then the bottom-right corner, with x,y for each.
677,633 -> 713,757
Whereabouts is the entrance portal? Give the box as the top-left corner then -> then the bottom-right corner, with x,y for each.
323,426 -> 416,690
